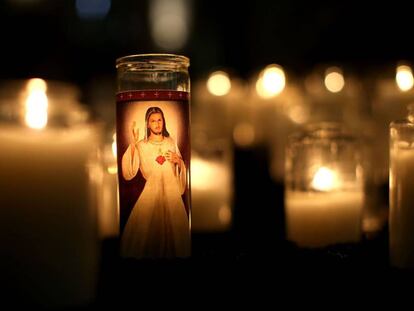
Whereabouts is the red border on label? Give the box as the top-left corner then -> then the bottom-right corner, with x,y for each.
116,90 -> 189,102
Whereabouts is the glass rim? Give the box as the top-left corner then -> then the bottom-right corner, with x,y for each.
390,119 -> 414,128
288,122 -> 357,144
116,53 -> 190,68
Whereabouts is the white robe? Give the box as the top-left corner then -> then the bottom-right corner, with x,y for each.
121,137 -> 190,258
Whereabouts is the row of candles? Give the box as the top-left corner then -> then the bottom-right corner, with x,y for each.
1,62 -> 414,306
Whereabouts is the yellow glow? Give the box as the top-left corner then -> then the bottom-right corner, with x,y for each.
150,0 -> 189,51
396,65 -> 414,92
107,164 -> 118,175
112,133 -> 117,158
288,105 -> 308,124
218,205 -> 231,225
191,158 -> 215,190
324,68 -> 345,93
207,71 -> 231,96
256,65 -> 286,98
311,167 -> 340,191
25,79 -> 48,129
27,78 -> 47,93
233,122 -> 255,147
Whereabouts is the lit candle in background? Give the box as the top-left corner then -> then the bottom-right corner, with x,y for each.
389,113 -> 414,269
249,64 -> 308,182
285,166 -> 364,248
191,155 -> 233,232
193,70 -> 245,139
96,132 -> 119,239
0,79 -> 101,308
285,124 -> 364,248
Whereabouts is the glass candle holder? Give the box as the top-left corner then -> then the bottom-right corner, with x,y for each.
389,104 -> 414,269
0,79 -> 101,308
285,122 -> 364,248
116,54 -> 191,259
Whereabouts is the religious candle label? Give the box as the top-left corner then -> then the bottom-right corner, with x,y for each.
116,90 -> 190,259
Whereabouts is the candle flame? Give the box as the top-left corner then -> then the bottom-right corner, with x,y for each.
324,67 -> 345,93
25,78 -> 48,129
396,65 -> 414,92
256,64 -> 286,98
207,71 -> 231,96
311,167 -> 340,191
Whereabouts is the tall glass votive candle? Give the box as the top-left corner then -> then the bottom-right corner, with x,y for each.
116,54 -> 191,259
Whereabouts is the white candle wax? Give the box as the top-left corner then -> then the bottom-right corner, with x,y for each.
191,157 -> 233,232
390,147 -> 414,268
285,190 -> 363,248
0,124 -> 100,307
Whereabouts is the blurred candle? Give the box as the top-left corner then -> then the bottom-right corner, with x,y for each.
191,153 -> 233,232
0,79 -> 101,307
286,167 -> 364,248
97,133 -> 119,238
389,111 -> 414,269
285,124 -> 364,248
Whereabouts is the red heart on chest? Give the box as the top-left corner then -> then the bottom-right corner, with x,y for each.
156,155 -> 166,165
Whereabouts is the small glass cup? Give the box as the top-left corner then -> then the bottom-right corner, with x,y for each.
285,122 -> 364,248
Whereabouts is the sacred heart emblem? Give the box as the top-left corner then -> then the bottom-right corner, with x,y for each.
156,155 -> 166,165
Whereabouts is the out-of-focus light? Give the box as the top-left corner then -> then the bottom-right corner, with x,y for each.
256,64 -> 286,98
207,71 -> 231,96
76,0 -> 111,20
150,0 -> 190,51
191,157 -> 216,191
396,65 -> 414,92
324,67 -> 345,93
233,122 -> 255,147
311,167 -> 340,191
27,78 -> 47,93
288,105 -> 308,124
25,78 -> 48,129
218,205 -> 231,225
111,133 -> 117,158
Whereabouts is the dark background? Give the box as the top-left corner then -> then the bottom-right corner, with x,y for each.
0,1 -> 412,88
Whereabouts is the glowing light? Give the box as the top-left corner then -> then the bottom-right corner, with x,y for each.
191,158 -> 217,191
256,64 -> 286,98
324,67 -> 345,93
288,105 -> 308,124
311,167 -> 340,191
24,79 -> 48,129
150,0 -> 189,51
218,205 -> 231,225
112,133 -> 117,158
27,78 -> 47,93
233,122 -> 255,147
206,71 -> 231,96
76,0 -> 111,20
107,164 -> 117,175
396,65 -> 414,92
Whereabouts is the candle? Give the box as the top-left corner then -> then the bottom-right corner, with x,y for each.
389,118 -> 414,269
285,124 -> 364,248
96,133 -> 119,238
0,79 -> 101,307
286,190 -> 363,248
191,155 -> 233,232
